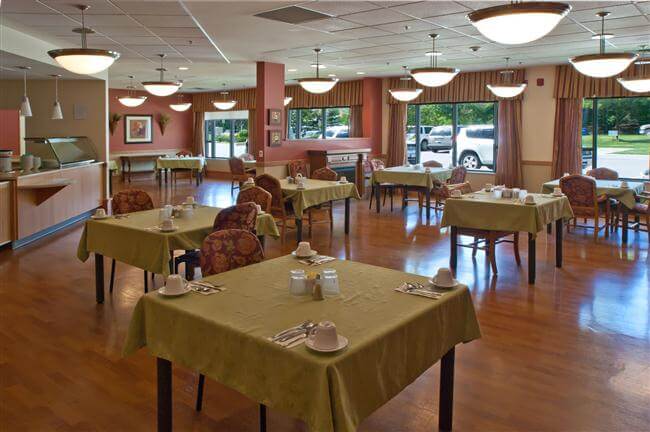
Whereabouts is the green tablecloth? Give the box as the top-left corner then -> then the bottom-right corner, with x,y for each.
280,179 -> 361,218
541,179 -> 644,209
77,206 -> 279,276
156,157 -> 205,170
372,166 -> 452,189
123,255 -> 481,432
441,191 -> 574,235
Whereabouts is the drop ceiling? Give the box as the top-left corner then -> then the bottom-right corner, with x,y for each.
0,1 -> 648,91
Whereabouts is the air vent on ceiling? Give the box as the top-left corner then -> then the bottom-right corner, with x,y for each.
255,6 -> 330,25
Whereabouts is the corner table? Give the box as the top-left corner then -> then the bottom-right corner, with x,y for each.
156,157 -> 205,187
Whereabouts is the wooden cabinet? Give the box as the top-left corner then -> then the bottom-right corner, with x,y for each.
0,181 -> 16,245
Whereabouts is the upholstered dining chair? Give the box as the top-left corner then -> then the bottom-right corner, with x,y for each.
229,157 -> 252,195
195,228 -> 264,412
426,181 -> 473,212
560,175 -> 610,240
311,166 -> 337,181
423,160 -> 443,168
236,186 -> 272,212
239,153 -> 256,175
611,198 -> 649,240
368,158 -> 398,211
458,228 -> 521,274
109,189 -> 154,294
307,167 -> 338,234
255,173 -> 304,242
586,167 -> 619,180
287,160 -> 308,178
447,166 -> 467,185
171,150 -> 194,184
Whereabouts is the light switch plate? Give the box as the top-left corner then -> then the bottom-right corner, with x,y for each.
258,150 -> 263,158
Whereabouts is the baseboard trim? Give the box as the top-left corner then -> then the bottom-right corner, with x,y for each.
12,209 -> 95,249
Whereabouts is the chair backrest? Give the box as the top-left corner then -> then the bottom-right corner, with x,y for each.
239,153 -> 255,161
560,175 -> 597,208
448,166 -> 467,184
375,154 -> 388,166
362,158 -> 373,175
435,181 -> 472,199
111,189 -> 154,215
237,186 -> 272,212
213,202 -> 258,232
370,159 -> 385,171
200,229 -> 264,277
423,160 -> 443,168
287,160 -> 308,178
229,157 -> 245,175
311,166 -> 338,181
586,167 -> 618,180
254,174 -> 284,212
176,150 -> 192,157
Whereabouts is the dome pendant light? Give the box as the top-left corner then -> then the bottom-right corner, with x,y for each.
48,5 -> 120,75
118,75 -> 147,107
169,93 -> 192,112
389,66 -> 423,102
410,34 -> 459,87
50,75 -> 63,120
486,57 -> 527,98
298,49 -> 338,94
617,47 -> 650,93
569,12 -> 638,78
212,84 -> 237,110
17,66 -> 32,117
468,2 -> 571,45
142,54 -> 182,97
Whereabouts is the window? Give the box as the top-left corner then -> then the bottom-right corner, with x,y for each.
204,111 -> 249,158
581,97 -> 650,180
407,102 -> 497,172
287,107 -> 350,139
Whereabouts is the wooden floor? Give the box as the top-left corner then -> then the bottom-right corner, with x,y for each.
1,176 -> 649,431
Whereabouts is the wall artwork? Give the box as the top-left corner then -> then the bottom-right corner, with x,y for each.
124,115 -> 153,144
268,108 -> 282,126
268,129 -> 282,147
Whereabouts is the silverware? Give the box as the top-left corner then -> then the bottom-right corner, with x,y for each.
273,321 -> 315,342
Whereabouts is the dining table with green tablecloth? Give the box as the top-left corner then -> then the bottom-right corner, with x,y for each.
77,206 -> 279,303
441,190 -> 574,284
156,157 -> 205,187
371,166 -> 453,220
280,178 -> 361,242
123,255 -> 481,432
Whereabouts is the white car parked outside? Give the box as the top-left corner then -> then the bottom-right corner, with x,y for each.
455,125 -> 495,170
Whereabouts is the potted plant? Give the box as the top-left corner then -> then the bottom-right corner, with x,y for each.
158,113 -> 171,135
109,113 -> 122,135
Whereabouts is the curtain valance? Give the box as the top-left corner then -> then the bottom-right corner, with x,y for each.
285,80 -> 363,108
192,87 -> 256,112
554,64 -> 649,99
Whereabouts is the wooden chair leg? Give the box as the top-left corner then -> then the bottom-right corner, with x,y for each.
390,187 -> 394,211
604,202 -> 610,238
382,187 -> 387,206
369,185 -> 374,210
109,259 -> 116,293
513,232 -> 521,266
308,211 -> 313,236
594,208 -> 599,241
488,239 -> 498,274
329,203 -> 333,230
144,271 -> 148,293
472,237 -> 479,257
196,374 -> 205,411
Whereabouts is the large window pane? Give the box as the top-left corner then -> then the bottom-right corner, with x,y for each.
233,119 -> 248,157
419,104 -> 453,168
456,102 -> 496,171
406,105 -> 417,164
581,99 -> 594,173
300,109 -> 322,139
214,119 -> 231,158
325,107 -> 349,138
203,111 -> 249,158
288,109 -> 299,140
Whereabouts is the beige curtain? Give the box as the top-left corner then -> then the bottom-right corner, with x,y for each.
551,98 -> 583,178
387,103 -> 407,167
349,105 -> 363,137
247,109 -> 256,156
192,112 -> 204,156
494,99 -> 523,187
554,64 -> 649,99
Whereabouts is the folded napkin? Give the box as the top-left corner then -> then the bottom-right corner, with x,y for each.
269,334 -> 307,348
267,322 -> 312,348
188,281 -> 225,295
395,283 -> 443,299
298,255 -> 335,266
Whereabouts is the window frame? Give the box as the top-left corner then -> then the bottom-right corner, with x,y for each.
286,106 -> 351,140
203,118 -> 248,159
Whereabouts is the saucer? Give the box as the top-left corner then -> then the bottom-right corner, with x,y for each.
428,277 -> 459,289
524,201 -> 537,205
160,226 -> 178,232
338,181 -> 349,184
306,335 -> 348,353
182,202 -> 198,207
620,184 -> 629,189
292,249 -> 318,258
158,285 -> 190,297
552,193 -> 564,197
91,214 -> 110,220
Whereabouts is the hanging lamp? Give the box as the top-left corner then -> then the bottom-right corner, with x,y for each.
118,75 -> 147,107
212,84 -> 237,110
17,66 -> 32,117
389,66 -> 423,102
142,54 -> 182,97
284,96 -> 293,106
486,58 -> 527,98
617,47 -> 650,93
569,12 -> 637,78
410,34 -> 459,87
48,5 -> 120,75
298,49 -> 338,94
169,93 -> 192,112
50,75 -> 63,120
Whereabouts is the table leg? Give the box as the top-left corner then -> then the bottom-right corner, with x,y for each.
109,170 -> 113,196
344,198 -> 350,234
546,223 -> 552,234
439,347 -> 455,432
121,159 -> 126,182
295,218 -> 303,243
555,219 -> 563,268
621,206 -> 629,244
402,186 -> 408,209
375,183 -> 381,214
128,159 -> 132,183
95,253 -> 104,304
158,169 -> 162,187
450,226 -> 458,272
259,404 -> 267,432
164,169 -> 168,185
425,187 -> 431,220
528,233 -> 536,284
157,357 -> 172,432
195,169 -> 200,187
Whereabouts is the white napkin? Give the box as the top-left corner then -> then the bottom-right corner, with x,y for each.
298,255 -> 335,266
394,283 -> 442,299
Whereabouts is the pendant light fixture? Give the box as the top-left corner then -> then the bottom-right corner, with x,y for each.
410,34 -> 459,87
118,75 -> 147,107
17,66 -> 32,117
284,96 -> 293,106
389,66 -> 423,102
569,12 -> 638,78
617,47 -> 650,93
486,58 -> 527,98
298,49 -> 338,94
48,5 -> 120,75
212,84 -> 237,110
468,2 -> 571,45
169,93 -> 192,112
142,54 -> 182,97
50,75 -> 63,120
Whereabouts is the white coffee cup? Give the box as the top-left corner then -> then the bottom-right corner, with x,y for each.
245,177 -> 254,185
553,187 -> 562,196
340,176 -> 347,183
433,268 -> 455,287
524,194 -> 536,205
289,269 -> 308,296
484,183 -> 493,192
94,208 -> 106,218
165,274 -> 185,295
620,180 -> 629,188
563,172 -> 570,177
450,189 -> 462,198
295,173 -> 303,179
161,218 -> 174,231
295,241 -> 312,257
186,196 -> 195,205
308,321 -> 339,350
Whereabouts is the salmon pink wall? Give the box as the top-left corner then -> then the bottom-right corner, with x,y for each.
0,109 -> 21,154
109,89 -> 193,153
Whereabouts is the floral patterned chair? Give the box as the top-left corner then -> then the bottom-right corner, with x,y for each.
237,186 -> 272,212
229,157 -> 253,195
308,167 -> 338,233
368,158 -> 399,211
287,160 -> 308,178
312,167 -> 337,181
447,166 -> 467,185
423,160 -> 443,168
427,181 -> 472,212
239,153 -> 256,175
255,174 -> 304,243
560,174 -> 610,241
586,167 -> 618,180
110,189 -> 155,294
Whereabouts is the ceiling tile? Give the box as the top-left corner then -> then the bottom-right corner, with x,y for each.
2,13 -> 77,27
570,4 -> 642,21
299,18 -> 362,32
636,2 -> 650,14
390,1 -> 471,18
111,1 -> 188,15
423,12 -> 473,28
299,1 -> 380,16
324,39 -> 379,49
361,34 -> 416,45
329,27 -> 392,38
40,0 -> 121,14
352,45 -> 405,55
566,2 -> 634,12
374,18 -> 435,33
131,14 -> 197,27
146,27 -> 206,38
342,8 -> 411,25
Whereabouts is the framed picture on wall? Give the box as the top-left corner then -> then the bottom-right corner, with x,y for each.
268,130 -> 282,147
124,115 -> 153,144
268,109 -> 282,126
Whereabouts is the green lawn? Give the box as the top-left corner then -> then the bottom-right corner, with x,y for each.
581,134 -> 650,155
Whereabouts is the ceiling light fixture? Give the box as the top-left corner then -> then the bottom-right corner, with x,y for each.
468,2 -> 571,45
48,5 -> 120,75
118,75 -> 147,107
212,84 -> 237,110
284,96 -> 293,106
178,66 -> 189,71
569,12 -> 638,78
287,68 -> 297,72
17,66 -> 32,117
169,93 -> 192,112
142,54 -> 182,96
298,49 -> 338,94
425,51 -> 442,57
410,34 -> 459,87
50,74 -> 63,120
389,66 -> 423,102
486,57 -> 527,98
617,46 -> 650,93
